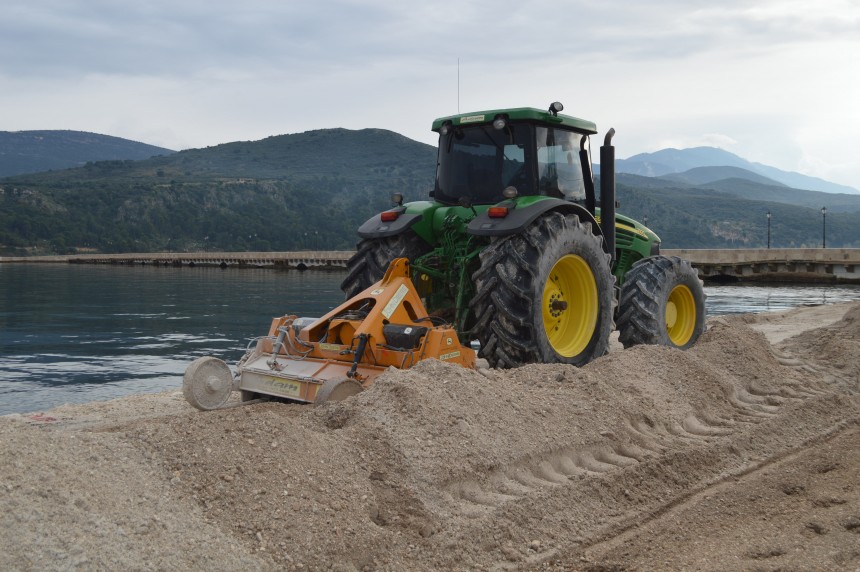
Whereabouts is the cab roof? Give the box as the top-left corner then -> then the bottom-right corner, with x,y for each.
431,106 -> 598,134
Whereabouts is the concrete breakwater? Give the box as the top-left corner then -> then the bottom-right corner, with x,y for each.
663,248 -> 860,283
0,250 -> 353,270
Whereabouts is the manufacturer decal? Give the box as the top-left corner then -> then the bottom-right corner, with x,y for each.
616,222 -> 648,239
370,288 -> 384,296
319,343 -> 345,352
459,115 -> 485,124
382,284 -> 409,319
439,350 -> 461,361
263,377 -> 301,397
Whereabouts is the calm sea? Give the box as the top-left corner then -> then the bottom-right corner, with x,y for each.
2,264 -> 859,415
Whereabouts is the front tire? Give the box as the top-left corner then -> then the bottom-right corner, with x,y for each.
471,212 -> 615,368
340,232 -> 431,299
617,255 -> 706,349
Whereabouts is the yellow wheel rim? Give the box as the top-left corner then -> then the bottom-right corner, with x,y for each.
542,254 -> 598,357
666,284 -> 696,346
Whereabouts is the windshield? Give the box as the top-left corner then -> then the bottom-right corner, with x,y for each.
434,123 -> 534,205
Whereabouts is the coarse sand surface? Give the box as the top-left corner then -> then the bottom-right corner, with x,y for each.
2,302 -> 859,571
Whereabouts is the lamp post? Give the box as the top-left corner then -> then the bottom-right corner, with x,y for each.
766,211 -> 771,249
821,206 -> 827,248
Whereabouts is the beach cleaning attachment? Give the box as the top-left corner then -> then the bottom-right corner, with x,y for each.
182,258 -> 476,410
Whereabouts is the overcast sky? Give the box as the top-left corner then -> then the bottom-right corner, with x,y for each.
2,0 -> 859,189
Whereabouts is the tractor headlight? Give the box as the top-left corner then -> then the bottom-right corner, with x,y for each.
492,117 -> 507,130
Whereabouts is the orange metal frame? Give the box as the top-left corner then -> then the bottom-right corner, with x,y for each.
247,258 -> 475,397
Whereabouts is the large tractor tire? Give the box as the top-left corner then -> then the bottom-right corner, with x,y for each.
617,255 -> 706,349
471,211 -> 615,369
341,231 -> 431,299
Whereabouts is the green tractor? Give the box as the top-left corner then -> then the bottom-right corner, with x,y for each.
342,102 -> 706,368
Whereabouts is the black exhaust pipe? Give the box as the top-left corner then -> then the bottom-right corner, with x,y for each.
599,128 -> 616,263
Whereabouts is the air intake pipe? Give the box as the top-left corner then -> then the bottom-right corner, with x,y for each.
599,128 -> 616,263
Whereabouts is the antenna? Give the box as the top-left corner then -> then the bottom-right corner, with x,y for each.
457,57 -> 460,113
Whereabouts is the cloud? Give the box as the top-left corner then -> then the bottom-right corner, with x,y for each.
1,0 -> 859,189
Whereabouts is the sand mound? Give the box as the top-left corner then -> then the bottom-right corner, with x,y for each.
2,303 -> 859,571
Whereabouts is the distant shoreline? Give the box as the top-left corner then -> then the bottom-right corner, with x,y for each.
0,250 -> 353,270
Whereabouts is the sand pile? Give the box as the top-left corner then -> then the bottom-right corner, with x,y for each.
2,303 -> 859,571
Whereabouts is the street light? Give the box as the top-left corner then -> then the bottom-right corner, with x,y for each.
766,211 -> 771,249
821,206 -> 827,248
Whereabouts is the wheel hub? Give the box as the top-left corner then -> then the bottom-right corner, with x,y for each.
548,292 -> 568,318
665,301 -> 678,329
205,374 -> 230,393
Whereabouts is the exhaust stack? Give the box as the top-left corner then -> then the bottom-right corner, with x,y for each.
599,128 -> 616,263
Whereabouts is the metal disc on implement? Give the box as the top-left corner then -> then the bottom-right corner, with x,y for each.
314,377 -> 363,406
183,357 -> 233,411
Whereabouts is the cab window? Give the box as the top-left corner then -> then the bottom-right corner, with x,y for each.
536,127 -> 587,202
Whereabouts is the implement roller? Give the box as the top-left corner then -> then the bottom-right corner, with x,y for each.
182,258 -> 476,410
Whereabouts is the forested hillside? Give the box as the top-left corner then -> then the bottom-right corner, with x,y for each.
1,128 -> 858,256
0,129 -> 436,254
616,176 -> 860,249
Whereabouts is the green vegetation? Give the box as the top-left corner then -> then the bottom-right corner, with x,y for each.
1,128 -> 858,256
617,176 -> 860,249
0,129 -> 435,255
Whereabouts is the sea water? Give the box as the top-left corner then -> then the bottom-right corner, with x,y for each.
1,264 -> 859,415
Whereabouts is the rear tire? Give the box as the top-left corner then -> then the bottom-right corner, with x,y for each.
340,231 -> 431,299
471,212 -> 615,368
617,255 -> 706,349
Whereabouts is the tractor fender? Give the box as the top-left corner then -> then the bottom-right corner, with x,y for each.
357,209 -> 422,239
466,198 -> 602,238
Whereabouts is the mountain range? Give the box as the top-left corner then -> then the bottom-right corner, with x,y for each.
0,129 -> 858,255
0,130 -> 175,178
615,146 -> 858,195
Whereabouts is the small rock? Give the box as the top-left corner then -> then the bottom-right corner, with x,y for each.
529,540 -> 541,551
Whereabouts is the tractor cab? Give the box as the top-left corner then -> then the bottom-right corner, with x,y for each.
432,104 -> 598,209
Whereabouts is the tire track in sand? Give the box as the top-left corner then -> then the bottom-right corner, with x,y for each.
443,367 -> 801,516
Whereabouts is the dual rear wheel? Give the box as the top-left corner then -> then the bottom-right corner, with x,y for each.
617,255 -> 706,349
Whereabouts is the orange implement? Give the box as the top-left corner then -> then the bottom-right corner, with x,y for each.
198,258 -> 476,408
